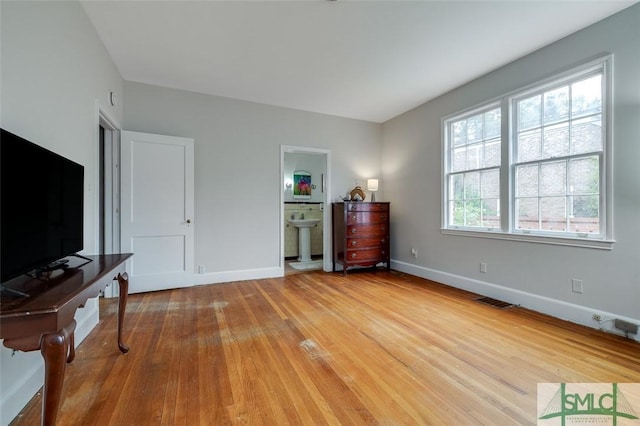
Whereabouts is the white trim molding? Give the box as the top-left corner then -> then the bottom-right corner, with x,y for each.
391,259 -> 639,343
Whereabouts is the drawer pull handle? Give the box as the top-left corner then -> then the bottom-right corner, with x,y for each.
381,215 -> 386,220
351,228 -> 357,234
381,238 -> 385,243
351,253 -> 357,259
351,241 -> 357,246
352,215 -> 357,221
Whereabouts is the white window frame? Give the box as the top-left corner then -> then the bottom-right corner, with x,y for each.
442,55 -> 614,250
443,102 -> 502,230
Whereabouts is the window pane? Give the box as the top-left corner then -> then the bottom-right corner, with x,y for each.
465,144 -> 481,170
451,174 -> 464,200
481,169 -> 499,198
572,75 -> 602,118
482,199 -> 500,228
464,172 -> 480,200
484,138 -> 501,167
467,115 -> 483,143
540,197 -> 566,231
450,201 -> 464,226
571,115 -> 602,154
484,108 -> 501,139
516,198 -> 538,230
544,86 -> 569,124
516,164 -> 538,197
569,196 -> 599,233
465,200 -> 481,226
542,122 -> 569,159
518,95 -> 541,130
569,156 -> 599,195
517,129 -> 541,162
540,161 -> 566,196
452,147 -> 466,172
452,120 -> 466,146
572,195 -> 599,218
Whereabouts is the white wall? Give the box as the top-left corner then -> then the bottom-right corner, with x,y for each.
3,1 -> 634,423
382,4 -> 640,339
0,2 -> 123,424
123,82 -> 381,277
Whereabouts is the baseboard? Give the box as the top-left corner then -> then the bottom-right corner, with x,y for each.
74,297 -> 100,343
191,266 -> 283,286
391,259 -> 640,343
0,350 -> 43,426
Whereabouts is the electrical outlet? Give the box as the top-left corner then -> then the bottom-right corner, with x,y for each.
410,248 -> 418,258
571,279 -> 583,293
480,262 -> 487,273
592,314 -> 602,321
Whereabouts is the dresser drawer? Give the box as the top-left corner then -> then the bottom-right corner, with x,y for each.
345,247 -> 388,262
346,211 -> 389,225
345,202 -> 389,212
346,237 -> 387,248
346,224 -> 387,237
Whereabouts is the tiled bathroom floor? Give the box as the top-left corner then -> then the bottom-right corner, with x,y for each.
285,258 -> 323,275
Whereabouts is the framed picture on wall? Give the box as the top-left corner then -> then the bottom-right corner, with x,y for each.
293,170 -> 312,199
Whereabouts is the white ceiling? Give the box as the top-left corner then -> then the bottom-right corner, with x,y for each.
81,1 -> 636,123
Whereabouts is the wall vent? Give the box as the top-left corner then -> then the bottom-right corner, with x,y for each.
475,296 -> 514,309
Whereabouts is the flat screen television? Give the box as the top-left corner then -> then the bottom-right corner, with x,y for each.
1,128 -> 84,283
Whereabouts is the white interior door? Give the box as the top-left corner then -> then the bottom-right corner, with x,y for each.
121,131 -> 194,293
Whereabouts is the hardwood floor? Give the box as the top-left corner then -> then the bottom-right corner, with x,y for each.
11,270 -> 640,425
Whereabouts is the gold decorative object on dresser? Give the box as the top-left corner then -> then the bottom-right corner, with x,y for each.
332,202 -> 390,275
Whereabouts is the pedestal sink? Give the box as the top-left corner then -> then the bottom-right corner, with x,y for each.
289,218 -> 320,262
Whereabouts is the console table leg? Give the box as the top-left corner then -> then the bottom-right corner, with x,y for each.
40,320 -> 75,426
66,331 -> 75,363
116,272 -> 130,354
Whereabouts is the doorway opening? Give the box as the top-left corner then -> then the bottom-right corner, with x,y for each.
281,146 -> 331,274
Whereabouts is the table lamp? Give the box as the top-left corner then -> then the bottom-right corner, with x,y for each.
367,179 -> 379,202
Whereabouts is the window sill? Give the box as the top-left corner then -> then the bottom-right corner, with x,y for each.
441,228 -> 615,250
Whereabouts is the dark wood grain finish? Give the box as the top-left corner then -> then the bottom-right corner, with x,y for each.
333,202 -> 390,275
1,254 -> 132,426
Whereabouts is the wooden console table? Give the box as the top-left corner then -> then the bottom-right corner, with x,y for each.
0,253 -> 133,426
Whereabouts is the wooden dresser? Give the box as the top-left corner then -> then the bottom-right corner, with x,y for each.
332,202 -> 390,275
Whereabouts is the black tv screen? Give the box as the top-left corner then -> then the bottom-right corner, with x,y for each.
1,128 -> 84,283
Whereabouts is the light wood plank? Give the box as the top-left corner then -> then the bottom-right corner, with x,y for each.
10,270 -> 640,425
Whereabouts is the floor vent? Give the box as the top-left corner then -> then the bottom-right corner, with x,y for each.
475,296 -> 514,309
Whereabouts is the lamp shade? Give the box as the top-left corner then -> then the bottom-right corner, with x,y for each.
367,179 -> 379,191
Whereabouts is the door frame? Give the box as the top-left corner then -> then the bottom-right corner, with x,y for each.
96,110 -> 121,255
95,105 -> 121,297
280,145 -> 332,272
